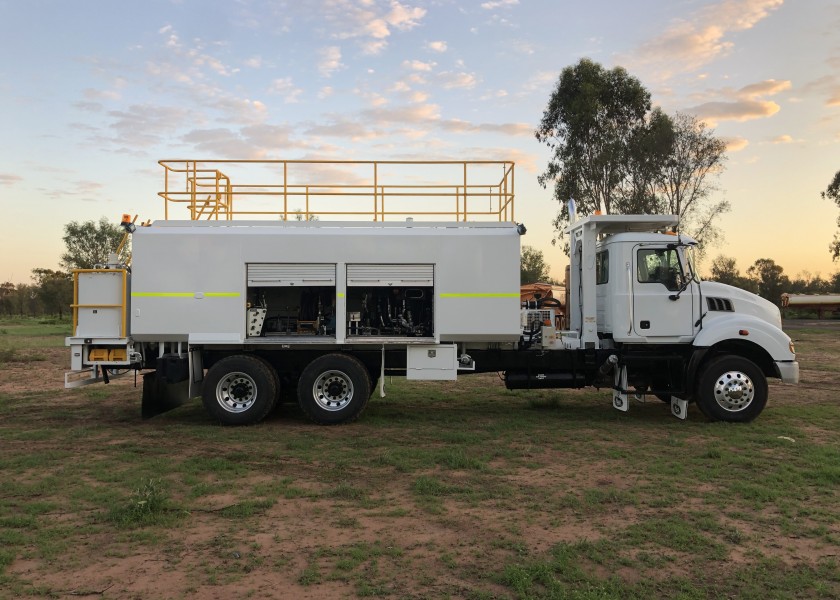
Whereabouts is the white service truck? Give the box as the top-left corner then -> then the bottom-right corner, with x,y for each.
65,160 -> 798,425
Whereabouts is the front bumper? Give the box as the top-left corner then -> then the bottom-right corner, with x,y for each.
776,360 -> 800,384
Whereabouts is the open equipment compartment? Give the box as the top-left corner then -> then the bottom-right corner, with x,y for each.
246,263 -> 337,338
345,264 -> 434,339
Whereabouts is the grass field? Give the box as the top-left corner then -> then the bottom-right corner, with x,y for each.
0,317 -> 838,599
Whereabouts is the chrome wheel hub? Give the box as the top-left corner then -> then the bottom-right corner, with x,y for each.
313,370 -> 354,411
216,371 -> 258,413
713,371 -> 754,412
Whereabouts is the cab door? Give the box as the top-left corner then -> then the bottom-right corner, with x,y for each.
632,246 -> 694,338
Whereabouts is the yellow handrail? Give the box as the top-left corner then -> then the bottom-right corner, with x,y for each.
158,160 -> 515,223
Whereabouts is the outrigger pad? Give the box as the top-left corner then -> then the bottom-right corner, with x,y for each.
141,371 -> 189,419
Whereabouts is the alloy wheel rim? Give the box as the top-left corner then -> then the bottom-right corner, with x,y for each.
216,371 -> 258,413
713,370 -> 755,412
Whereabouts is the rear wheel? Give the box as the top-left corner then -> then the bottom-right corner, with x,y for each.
254,356 -> 282,411
695,355 -> 767,422
298,354 -> 371,425
202,355 -> 277,425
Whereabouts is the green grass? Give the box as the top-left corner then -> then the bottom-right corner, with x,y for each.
0,319 -> 838,597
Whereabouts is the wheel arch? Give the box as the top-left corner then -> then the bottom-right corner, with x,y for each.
695,339 -> 778,379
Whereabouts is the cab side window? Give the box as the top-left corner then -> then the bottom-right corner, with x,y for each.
595,250 -> 609,285
637,248 -> 683,291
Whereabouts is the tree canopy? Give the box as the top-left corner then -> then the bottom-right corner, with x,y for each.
537,58 -> 651,224
707,255 -> 756,293
61,217 -> 128,270
536,58 -> 729,252
31,268 -> 72,319
822,169 -> 840,260
746,258 -> 790,307
520,246 -> 552,284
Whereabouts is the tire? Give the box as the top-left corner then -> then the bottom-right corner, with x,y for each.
695,355 -> 767,422
202,355 -> 278,426
253,355 -> 282,411
298,353 -> 371,425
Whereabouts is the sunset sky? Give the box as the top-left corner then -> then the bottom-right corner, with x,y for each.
1,0 -> 839,284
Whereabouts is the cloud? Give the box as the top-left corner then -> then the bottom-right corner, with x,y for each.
480,89 -> 509,100
722,136 -> 749,152
362,103 -> 442,124
318,46 -> 343,77
0,174 -> 22,186
441,119 -> 531,136
155,25 -> 239,77
509,39 -> 534,55
318,86 -> 334,99
305,116 -> 384,141
83,87 -> 121,101
387,1 -> 426,30
39,180 -> 105,201
269,78 -> 303,103
687,79 -> 791,125
628,0 -> 783,78
438,71 -> 478,90
520,70 -> 556,95
325,0 -> 427,55
481,0 -> 519,9
738,79 -> 792,96
182,128 -> 265,158
213,98 -> 268,124
74,101 -> 104,113
244,56 -> 262,68
803,74 -> 840,107
770,134 -> 794,143
304,101 -> 532,143
426,41 -> 447,53
389,81 -> 411,93
402,59 -> 435,72
182,124 -> 311,158
105,104 -> 194,147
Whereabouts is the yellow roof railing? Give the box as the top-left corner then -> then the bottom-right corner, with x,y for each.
158,159 -> 515,222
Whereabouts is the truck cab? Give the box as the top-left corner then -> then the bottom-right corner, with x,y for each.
566,213 -> 798,421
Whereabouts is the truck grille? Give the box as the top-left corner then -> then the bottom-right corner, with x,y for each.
707,297 -> 733,312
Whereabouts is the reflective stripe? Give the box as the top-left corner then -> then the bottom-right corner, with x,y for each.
337,292 -> 345,298
131,292 -> 240,298
439,293 -> 519,298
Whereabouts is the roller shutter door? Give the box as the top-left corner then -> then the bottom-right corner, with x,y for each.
247,263 -> 335,286
346,264 -> 434,287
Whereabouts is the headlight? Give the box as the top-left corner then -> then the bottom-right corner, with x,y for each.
789,340 -> 795,355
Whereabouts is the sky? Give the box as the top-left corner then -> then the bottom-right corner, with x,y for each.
1,0 -> 839,284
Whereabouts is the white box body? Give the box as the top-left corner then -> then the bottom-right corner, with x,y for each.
129,221 -> 521,345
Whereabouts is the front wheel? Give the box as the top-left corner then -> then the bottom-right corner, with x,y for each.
695,355 -> 767,422
298,354 -> 371,425
202,355 -> 278,425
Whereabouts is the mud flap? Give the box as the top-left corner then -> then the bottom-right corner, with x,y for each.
671,397 -> 688,420
141,371 -> 189,419
612,365 -> 629,412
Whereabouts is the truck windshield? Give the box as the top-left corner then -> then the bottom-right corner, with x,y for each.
682,246 -> 700,282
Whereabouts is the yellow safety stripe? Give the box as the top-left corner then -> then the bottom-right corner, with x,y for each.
439,293 -> 519,298
131,292 -> 241,298
337,292 -> 345,298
